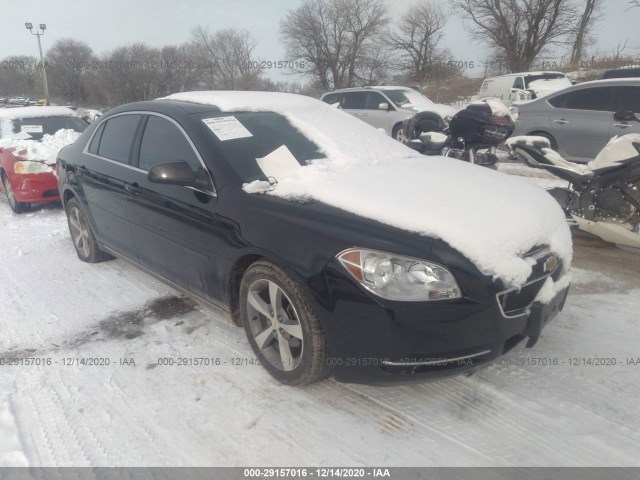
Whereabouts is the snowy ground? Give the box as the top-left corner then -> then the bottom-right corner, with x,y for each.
0,164 -> 639,467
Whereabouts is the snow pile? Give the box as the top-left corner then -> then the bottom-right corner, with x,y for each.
506,135 -> 552,149
161,91 -> 572,288
0,129 -> 81,164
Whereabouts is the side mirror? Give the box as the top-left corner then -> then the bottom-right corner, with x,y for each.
378,102 -> 389,110
614,111 -> 637,122
148,161 -> 196,185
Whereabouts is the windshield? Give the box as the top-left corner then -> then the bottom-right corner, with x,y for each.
199,111 -> 325,183
10,116 -> 88,140
383,89 -> 434,109
524,74 -> 568,88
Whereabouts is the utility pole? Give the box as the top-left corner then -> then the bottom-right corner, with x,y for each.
25,23 -> 50,106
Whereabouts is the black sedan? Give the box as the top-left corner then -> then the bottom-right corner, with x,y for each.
56,92 -> 571,385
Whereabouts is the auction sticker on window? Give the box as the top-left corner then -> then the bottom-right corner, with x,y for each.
20,125 -> 43,133
202,116 -> 253,141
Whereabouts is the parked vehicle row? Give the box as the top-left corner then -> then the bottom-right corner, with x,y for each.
320,86 -> 456,142
1,96 -> 46,106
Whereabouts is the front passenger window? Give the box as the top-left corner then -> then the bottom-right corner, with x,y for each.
138,116 -> 202,173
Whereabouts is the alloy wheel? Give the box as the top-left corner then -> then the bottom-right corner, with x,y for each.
246,279 -> 304,371
68,205 -> 91,258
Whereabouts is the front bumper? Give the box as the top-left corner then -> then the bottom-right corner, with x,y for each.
10,172 -> 60,203
317,259 -> 569,385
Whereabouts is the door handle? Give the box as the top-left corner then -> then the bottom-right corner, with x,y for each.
125,183 -> 142,195
553,119 -> 569,125
614,123 -> 631,129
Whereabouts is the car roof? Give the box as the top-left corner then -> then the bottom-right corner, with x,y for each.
107,99 -> 221,117
568,78 -> 640,88
322,86 -> 410,95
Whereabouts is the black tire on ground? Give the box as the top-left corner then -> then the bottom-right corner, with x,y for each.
65,197 -> 112,263
240,260 -> 330,385
530,132 -> 558,151
2,174 -> 28,213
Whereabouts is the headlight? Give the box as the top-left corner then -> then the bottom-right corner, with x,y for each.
509,106 -> 520,121
337,248 -> 461,302
13,161 -> 54,175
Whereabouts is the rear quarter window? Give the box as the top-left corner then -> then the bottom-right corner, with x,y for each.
96,114 -> 143,164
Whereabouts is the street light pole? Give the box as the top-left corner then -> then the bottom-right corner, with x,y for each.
25,23 -> 50,106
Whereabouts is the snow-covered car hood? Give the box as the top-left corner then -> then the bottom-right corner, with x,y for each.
527,78 -> 572,98
161,91 -> 572,288
0,129 -> 81,164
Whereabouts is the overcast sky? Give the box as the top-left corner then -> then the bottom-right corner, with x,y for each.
2,0 -> 638,81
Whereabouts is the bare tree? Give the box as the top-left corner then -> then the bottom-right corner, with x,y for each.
99,43 -> 162,105
0,56 -> 41,98
191,27 -> 263,89
453,0 -> 577,72
387,1 -> 448,82
280,0 -> 388,89
46,38 -> 95,104
154,43 -> 203,96
569,0 -> 602,66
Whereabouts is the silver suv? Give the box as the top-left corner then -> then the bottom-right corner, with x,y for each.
320,86 -> 456,142
512,79 -> 640,162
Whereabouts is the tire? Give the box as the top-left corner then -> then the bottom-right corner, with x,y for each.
392,123 -> 406,143
531,132 -> 558,151
2,174 -> 28,213
240,260 -> 329,385
65,197 -> 112,263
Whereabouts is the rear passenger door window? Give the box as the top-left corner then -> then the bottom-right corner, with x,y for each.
617,86 -> 640,114
97,114 -> 142,163
341,92 -> 366,110
549,87 -> 614,112
138,116 -> 202,173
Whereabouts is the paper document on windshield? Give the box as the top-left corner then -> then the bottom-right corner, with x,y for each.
256,145 -> 302,182
202,116 -> 253,141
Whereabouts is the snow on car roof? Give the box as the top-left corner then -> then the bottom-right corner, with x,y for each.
0,106 -> 78,119
160,91 -> 571,289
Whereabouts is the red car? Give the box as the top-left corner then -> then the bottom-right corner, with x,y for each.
0,106 -> 88,213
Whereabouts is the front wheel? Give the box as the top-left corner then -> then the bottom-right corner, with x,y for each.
240,260 -> 329,385
65,197 -> 112,263
2,175 -> 28,213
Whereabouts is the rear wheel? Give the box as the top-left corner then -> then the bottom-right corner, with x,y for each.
240,260 -> 329,385
2,175 -> 28,213
392,123 -> 406,143
65,197 -> 112,263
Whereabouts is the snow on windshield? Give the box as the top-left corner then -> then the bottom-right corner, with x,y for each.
0,129 -> 81,164
0,106 -> 80,138
160,91 -> 571,289
384,89 -> 457,117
